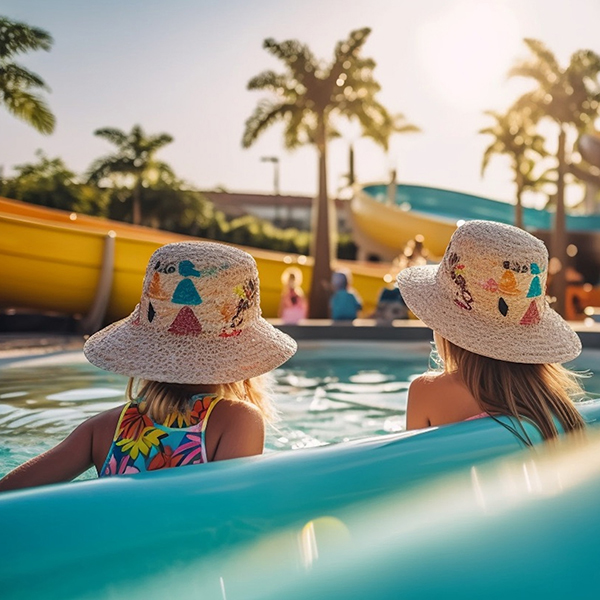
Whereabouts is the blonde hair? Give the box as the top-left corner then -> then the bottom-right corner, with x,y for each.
281,266 -> 304,288
436,337 -> 586,441
126,374 -> 277,425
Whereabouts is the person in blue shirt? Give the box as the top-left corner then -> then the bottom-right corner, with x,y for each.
330,270 -> 362,321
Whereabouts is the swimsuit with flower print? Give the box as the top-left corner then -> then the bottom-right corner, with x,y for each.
99,394 -> 222,477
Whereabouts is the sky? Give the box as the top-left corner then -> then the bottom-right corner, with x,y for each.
2,0 -> 600,206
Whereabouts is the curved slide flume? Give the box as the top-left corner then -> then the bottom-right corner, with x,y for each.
0,197 -> 388,321
351,183 -> 600,260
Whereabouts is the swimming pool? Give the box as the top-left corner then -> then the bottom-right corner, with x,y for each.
1,340 -> 598,479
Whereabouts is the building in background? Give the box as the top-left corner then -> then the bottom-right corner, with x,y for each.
202,191 -> 351,233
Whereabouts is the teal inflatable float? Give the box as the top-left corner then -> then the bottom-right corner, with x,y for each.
1,401 -> 600,600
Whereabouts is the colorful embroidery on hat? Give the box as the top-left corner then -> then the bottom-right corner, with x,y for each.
448,252 -> 474,311
503,260 -> 529,273
148,272 -> 169,300
131,305 -> 141,326
481,278 -> 499,292
520,300 -> 541,325
197,263 -> 230,278
219,329 -> 242,338
178,260 -> 201,277
530,263 -> 541,275
172,279 -> 202,305
526,276 -> 542,298
220,278 -> 258,335
498,297 -> 509,316
148,302 -> 156,322
168,306 -> 203,335
154,261 -> 177,274
498,270 -> 521,295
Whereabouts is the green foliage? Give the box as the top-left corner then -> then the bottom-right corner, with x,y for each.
105,184 -> 216,235
509,39 -> 600,133
2,150 -> 108,214
243,28 -> 417,151
0,16 -> 55,134
87,125 -> 174,185
244,28 -> 412,316
87,124 -> 175,225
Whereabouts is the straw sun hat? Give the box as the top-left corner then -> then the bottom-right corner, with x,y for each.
84,242 -> 297,384
396,220 -> 581,364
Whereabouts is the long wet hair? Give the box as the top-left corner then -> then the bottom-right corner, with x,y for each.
435,336 -> 586,441
126,375 -> 277,425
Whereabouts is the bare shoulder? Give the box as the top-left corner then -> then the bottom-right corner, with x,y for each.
205,399 -> 266,461
87,405 -> 125,427
210,398 -> 264,430
409,372 -> 450,396
406,371 -> 458,430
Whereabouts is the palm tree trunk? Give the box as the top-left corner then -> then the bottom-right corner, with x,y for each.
550,127 -> 567,317
308,114 -> 334,319
515,171 -> 524,229
132,180 -> 142,225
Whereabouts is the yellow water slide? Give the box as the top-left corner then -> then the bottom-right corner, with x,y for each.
350,188 -> 456,260
0,198 -> 388,322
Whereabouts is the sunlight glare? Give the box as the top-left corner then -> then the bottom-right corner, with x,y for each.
417,1 -> 521,110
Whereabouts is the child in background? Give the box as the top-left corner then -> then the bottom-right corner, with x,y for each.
330,269 -> 362,321
0,242 -> 297,492
397,220 -> 586,442
278,266 -> 308,324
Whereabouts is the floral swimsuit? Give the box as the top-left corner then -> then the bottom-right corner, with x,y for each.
100,394 -> 222,477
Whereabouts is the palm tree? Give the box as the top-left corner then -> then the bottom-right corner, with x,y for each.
0,16 -> 55,134
243,28 -> 415,318
479,108 -> 548,229
87,125 -> 174,225
509,38 -> 600,316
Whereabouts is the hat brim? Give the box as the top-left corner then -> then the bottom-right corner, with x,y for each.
397,265 -> 581,364
84,314 -> 297,384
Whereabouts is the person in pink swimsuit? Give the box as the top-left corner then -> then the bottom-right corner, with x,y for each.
396,221 -> 586,442
0,241 -> 297,492
278,266 -> 308,324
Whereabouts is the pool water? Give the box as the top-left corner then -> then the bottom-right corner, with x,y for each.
1,341 -> 598,479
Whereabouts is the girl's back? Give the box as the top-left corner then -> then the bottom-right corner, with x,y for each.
0,241 -> 297,492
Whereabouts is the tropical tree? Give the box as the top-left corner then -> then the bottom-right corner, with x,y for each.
4,150 -> 108,214
243,28 -> 416,318
509,38 -> 600,316
479,108 -> 548,229
0,16 -> 55,134
87,125 -> 174,225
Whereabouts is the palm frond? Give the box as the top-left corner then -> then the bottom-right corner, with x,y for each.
0,17 -> 53,60
326,28 -> 372,87
481,145 -> 497,176
568,49 -> 600,78
147,133 -> 174,150
242,99 -> 292,148
1,87 -> 54,133
522,39 -> 559,73
283,108 -> 313,149
247,70 -> 289,92
86,155 -> 136,184
0,63 -> 48,89
94,127 -> 128,148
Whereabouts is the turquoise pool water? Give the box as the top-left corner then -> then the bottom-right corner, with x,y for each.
1,341 -> 598,479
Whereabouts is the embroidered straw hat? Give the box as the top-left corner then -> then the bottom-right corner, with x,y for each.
396,220 -> 581,364
84,242 -> 297,383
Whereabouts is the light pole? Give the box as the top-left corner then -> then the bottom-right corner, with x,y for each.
261,156 -> 280,224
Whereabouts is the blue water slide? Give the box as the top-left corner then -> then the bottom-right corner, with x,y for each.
363,183 -> 600,231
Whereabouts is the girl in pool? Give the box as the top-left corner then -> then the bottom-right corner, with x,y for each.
0,241 -> 297,492
396,220 -> 586,441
